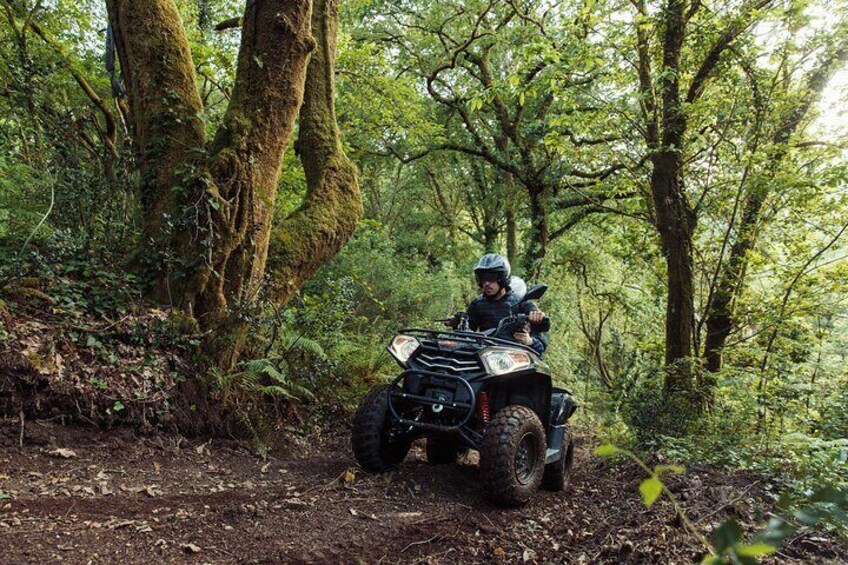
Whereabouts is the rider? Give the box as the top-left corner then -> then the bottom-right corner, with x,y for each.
452,253 -> 548,356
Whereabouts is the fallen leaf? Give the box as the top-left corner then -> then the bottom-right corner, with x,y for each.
181,542 -> 201,554
343,469 -> 356,484
349,508 -> 378,521
282,498 -> 308,508
494,547 -> 506,557
48,448 -> 77,459
260,463 -> 271,474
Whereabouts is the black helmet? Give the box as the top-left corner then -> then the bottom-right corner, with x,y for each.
474,253 -> 511,288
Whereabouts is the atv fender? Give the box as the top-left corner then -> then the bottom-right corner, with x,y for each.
545,388 -> 577,463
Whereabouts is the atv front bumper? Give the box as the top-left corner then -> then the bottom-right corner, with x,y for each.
386,370 -> 476,432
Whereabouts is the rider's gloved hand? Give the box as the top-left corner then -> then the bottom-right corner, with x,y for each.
513,326 -> 533,345
444,312 -> 462,328
528,310 -> 545,324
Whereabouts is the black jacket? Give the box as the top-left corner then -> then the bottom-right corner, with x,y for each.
466,291 -> 548,355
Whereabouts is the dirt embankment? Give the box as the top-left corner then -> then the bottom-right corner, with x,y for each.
1,420 -> 845,564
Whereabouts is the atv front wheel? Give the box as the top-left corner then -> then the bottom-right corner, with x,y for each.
351,385 -> 410,472
542,427 -> 574,491
480,405 -> 546,507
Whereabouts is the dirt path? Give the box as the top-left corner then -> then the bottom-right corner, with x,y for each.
0,420 -> 844,564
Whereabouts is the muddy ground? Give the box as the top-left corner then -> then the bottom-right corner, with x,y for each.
0,420 -> 845,564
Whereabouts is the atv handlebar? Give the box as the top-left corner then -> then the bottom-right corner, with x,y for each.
439,312 -> 550,332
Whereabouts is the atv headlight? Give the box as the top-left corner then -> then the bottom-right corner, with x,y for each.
480,348 -> 533,376
388,335 -> 420,365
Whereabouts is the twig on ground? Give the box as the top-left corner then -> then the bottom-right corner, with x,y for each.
402,533 -> 444,553
19,407 -> 25,447
296,469 -> 349,496
694,480 -> 761,524
208,545 -> 237,558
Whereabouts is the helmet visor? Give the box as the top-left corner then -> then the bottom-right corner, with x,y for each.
476,271 -> 500,284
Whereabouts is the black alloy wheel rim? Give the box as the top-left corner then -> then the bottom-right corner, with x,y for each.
514,432 -> 538,484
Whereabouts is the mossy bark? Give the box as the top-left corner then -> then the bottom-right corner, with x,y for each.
106,0 -> 207,300
192,0 -> 316,330
266,0 -> 362,306
107,0 -> 361,370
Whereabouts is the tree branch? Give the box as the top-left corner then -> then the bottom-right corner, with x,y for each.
214,16 -> 241,31
685,0 -> 774,104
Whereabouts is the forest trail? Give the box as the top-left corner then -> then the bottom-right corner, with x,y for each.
0,420 -> 844,564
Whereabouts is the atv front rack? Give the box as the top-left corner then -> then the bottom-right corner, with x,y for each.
398,328 -> 540,356
386,370 -> 476,432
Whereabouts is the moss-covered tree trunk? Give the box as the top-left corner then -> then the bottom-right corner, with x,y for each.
107,0 -> 361,370
265,0 -> 361,307
105,0 -> 208,301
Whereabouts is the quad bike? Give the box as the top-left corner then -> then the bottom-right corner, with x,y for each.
351,285 -> 577,507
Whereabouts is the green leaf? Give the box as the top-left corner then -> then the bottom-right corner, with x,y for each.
712,519 -> 743,553
810,486 -> 846,504
594,444 -> 619,456
518,92 -> 525,106
113,401 -> 125,412
654,464 -> 685,475
639,476 -> 663,507
736,543 -> 776,557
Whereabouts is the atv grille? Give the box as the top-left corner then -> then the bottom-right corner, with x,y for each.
410,345 -> 483,376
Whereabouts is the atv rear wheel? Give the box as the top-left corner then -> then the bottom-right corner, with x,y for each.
426,433 -> 460,465
542,427 -> 574,491
480,405 -> 546,507
351,385 -> 410,472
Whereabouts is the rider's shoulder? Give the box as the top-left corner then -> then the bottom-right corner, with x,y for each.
503,291 -> 522,306
515,297 -> 538,312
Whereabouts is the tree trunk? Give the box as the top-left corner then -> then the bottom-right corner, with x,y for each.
191,0 -> 317,329
506,206 -> 518,268
108,0 -> 361,370
106,0 -> 209,302
264,0 -> 361,307
649,0 -> 698,393
703,189 -> 763,372
650,150 -> 696,388
701,44 -> 848,375
524,185 -> 548,280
